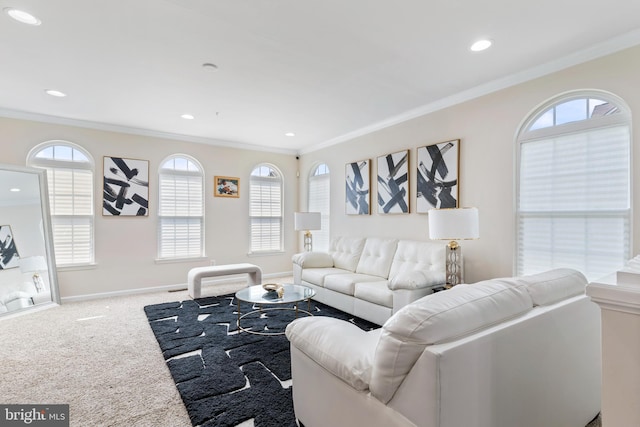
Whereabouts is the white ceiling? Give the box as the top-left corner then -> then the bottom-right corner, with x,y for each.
2,0 -> 640,154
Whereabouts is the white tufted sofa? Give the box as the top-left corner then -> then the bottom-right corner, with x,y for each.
292,236 -> 446,325
286,268 -> 601,427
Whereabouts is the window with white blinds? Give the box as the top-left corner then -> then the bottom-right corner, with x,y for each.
250,164 -> 283,253
309,163 -> 330,252
158,156 -> 204,259
517,93 -> 631,280
27,142 -> 94,266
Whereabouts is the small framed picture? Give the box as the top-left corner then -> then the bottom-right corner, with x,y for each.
214,176 -> 240,198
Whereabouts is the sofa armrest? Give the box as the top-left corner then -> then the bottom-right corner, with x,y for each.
292,252 -> 334,268
389,271 -> 445,290
286,316 -> 380,390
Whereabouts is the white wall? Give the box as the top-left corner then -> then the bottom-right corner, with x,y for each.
297,45 -> 640,284
3,45 -> 640,296
0,119 -> 298,298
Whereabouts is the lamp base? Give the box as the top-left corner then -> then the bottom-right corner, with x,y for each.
304,231 -> 313,252
445,241 -> 463,287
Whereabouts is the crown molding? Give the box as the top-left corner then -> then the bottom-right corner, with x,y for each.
0,108 -> 297,155
300,28 -> 640,155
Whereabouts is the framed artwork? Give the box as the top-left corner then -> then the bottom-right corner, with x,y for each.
0,225 -> 20,269
103,156 -> 150,216
214,176 -> 240,198
345,159 -> 370,215
416,139 -> 459,212
377,149 -> 409,214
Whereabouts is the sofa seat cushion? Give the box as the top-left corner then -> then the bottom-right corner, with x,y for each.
330,236 -> 366,271
355,238 -> 398,278
354,281 -> 393,307
301,268 -> 348,287
325,273 -> 383,296
518,268 -> 587,306
285,317 -> 382,390
370,279 -> 533,403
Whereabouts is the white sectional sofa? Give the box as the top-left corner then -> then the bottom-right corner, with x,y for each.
286,268 -> 601,427
292,236 -> 446,325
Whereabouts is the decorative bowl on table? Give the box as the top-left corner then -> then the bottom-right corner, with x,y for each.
262,283 -> 285,297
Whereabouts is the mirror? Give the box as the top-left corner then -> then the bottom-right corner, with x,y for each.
0,164 -> 59,317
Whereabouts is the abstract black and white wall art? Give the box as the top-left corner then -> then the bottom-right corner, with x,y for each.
377,150 -> 409,214
103,156 -> 150,216
416,139 -> 459,212
345,159 -> 370,215
0,225 -> 20,269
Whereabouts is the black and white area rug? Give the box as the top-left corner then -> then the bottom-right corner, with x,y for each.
144,294 -> 378,427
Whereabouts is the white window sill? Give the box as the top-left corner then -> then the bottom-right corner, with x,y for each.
247,251 -> 285,257
57,263 -> 98,272
155,256 -> 209,265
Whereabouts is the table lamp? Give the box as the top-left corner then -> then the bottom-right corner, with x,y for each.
294,212 -> 321,252
428,207 -> 479,287
20,255 -> 48,292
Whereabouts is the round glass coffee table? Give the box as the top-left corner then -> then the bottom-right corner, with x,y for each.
235,284 -> 315,335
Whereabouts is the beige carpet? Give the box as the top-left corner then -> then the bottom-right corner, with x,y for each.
0,279 -> 282,427
0,277 -> 602,427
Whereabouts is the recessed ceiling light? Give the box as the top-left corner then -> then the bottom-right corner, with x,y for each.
181,114 -> 195,120
9,188 -> 21,192
470,39 -> 492,52
202,63 -> 219,72
285,132 -> 296,137
45,89 -> 66,97
4,8 -> 41,26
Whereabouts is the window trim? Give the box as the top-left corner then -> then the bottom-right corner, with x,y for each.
308,162 -> 330,252
156,154 -> 205,261
515,90 -> 633,279
249,163 -> 284,254
26,140 -> 96,268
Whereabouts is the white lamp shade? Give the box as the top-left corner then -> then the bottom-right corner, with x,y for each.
294,212 -> 321,231
428,207 -> 479,240
20,255 -> 47,273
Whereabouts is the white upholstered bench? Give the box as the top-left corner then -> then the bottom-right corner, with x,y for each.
187,263 -> 263,298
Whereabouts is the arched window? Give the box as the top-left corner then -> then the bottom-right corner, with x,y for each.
516,91 -> 631,280
27,141 -> 94,266
158,155 -> 204,259
249,164 -> 283,252
308,163 -> 330,252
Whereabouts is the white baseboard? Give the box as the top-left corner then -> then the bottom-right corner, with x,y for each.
60,270 -> 293,303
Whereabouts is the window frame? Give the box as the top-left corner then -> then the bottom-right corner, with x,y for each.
156,154 -> 205,262
26,140 -> 95,268
249,163 -> 284,254
308,163 -> 330,252
515,90 -> 632,280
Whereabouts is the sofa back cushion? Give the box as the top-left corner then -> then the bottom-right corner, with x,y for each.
519,268 -> 587,306
388,240 -> 446,286
355,238 -> 398,278
330,236 -> 366,271
370,279 -> 533,403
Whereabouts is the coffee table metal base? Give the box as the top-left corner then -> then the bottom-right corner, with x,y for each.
237,305 -> 313,336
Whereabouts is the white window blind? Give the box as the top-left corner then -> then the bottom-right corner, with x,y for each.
517,100 -> 631,280
250,166 -> 283,252
28,142 -> 94,266
309,165 -> 330,252
158,157 -> 204,259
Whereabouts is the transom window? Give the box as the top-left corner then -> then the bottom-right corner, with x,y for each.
27,141 -> 95,267
516,91 -> 631,280
249,164 -> 283,253
157,155 -> 204,259
308,163 -> 330,252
